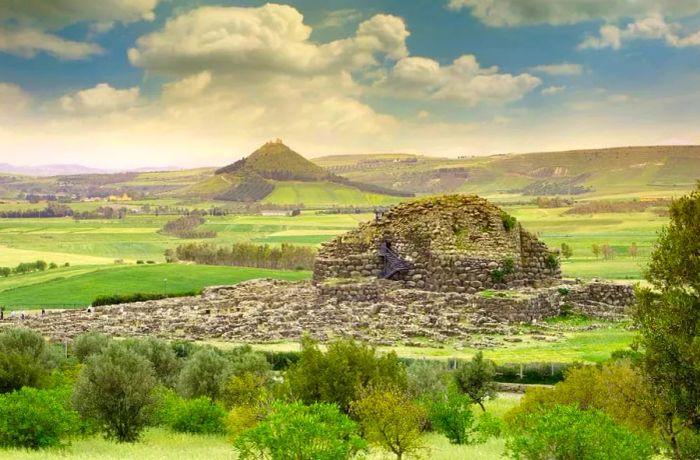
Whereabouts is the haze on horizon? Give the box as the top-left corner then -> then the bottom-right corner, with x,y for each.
1,0 -> 700,169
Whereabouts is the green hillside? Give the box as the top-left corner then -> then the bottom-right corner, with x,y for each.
315,145 -> 700,199
261,181 -> 405,207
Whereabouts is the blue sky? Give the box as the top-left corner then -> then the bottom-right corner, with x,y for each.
1,0 -> 700,167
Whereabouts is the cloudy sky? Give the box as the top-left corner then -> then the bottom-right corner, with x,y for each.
1,0 -> 700,168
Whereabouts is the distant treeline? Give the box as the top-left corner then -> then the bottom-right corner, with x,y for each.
0,260 -> 64,277
158,215 -> 217,239
531,196 -> 575,208
564,199 -> 671,215
73,207 -> 128,220
0,203 -> 73,218
92,290 -> 201,307
167,242 -> 316,270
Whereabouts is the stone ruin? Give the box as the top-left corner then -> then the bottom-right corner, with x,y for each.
1,195 -> 635,348
313,195 -> 561,292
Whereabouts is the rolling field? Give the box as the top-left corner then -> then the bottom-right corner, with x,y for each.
0,264 -> 310,308
261,181 -> 403,207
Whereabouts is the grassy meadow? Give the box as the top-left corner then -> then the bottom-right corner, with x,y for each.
0,395 -> 520,460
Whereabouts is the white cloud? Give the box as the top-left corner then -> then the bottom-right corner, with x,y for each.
542,85 -> 566,96
162,72 -> 212,102
0,0 -> 158,60
0,0 -> 159,28
0,26 -> 102,59
318,9 -> 363,29
129,4 -> 408,76
377,55 -> 541,106
580,14 -> 700,50
447,0 -> 700,27
0,82 -> 30,114
60,83 -> 140,113
530,63 -> 583,76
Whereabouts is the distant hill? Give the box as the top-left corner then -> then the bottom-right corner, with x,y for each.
314,145 -> 700,199
0,163 -> 182,177
181,140 -> 414,204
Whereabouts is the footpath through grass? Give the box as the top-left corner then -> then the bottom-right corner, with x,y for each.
0,264 -> 310,308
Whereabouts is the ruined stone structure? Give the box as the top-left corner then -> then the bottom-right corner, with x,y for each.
313,195 -> 561,293
1,195 -> 635,347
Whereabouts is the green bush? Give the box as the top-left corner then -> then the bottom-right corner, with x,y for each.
285,336 -> 407,413
177,348 -> 231,400
71,332 -> 111,363
126,337 -> 180,388
0,328 -> 54,393
505,405 -> 654,460
92,291 -> 201,307
428,386 -> 477,445
72,342 -> 157,443
159,390 -> 226,435
545,253 -> 560,270
453,352 -> 497,412
262,350 -> 300,370
0,387 -> 78,449
235,401 -> 366,460
406,360 -> 449,400
501,211 -> 517,231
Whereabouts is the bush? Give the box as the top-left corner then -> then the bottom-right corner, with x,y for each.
92,291 -> 200,307
177,348 -> 230,400
159,391 -> 226,435
221,372 -> 270,409
285,336 -> 407,413
505,405 -> 654,460
72,342 -> 157,442
126,337 -> 181,388
226,405 -> 261,442
0,328 -> 54,393
262,350 -> 300,371
545,253 -> 560,270
0,387 -> 78,449
71,332 -> 111,363
428,385 -> 477,445
501,211 -> 517,231
406,360 -> 449,400
235,401 -> 366,460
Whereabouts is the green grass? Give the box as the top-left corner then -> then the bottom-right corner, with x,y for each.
0,396 -> 520,460
0,264 -> 310,308
262,181 -> 403,207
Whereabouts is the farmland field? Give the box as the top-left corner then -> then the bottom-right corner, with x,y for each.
0,201 -> 667,308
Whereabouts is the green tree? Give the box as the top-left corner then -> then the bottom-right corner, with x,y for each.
634,183 -> 700,458
453,352 -> 497,411
591,244 -> 600,259
286,336 -> 407,413
177,348 -> 230,400
428,385 -> 477,445
560,242 -> 573,259
126,337 -> 181,388
71,332 -> 111,363
351,386 -> 427,460
505,405 -> 654,460
0,387 -> 78,449
158,390 -> 226,435
0,328 -> 54,393
72,342 -> 157,442
234,401 -> 366,460
406,360 -> 449,400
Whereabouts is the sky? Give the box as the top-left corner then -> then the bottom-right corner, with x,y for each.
1,0 -> 700,168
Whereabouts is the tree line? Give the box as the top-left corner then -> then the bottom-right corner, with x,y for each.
0,260 -> 65,278
158,215 -> 217,239
166,242 -> 316,270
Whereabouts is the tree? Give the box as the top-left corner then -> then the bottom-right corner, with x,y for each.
71,332 -> 111,363
285,336 -> 407,413
72,342 -> 157,442
0,328 -> 54,393
235,402 -> 366,460
505,405 -> 654,460
158,390 -> 226,435
177,348 -> 230,400
351,386 -> 426,460
601,243 -> 615,260
560,242 -> 573,259
428,385 -> 477,445
406,360 -> 449,400
126,337 -> 180,388
591,243 -> 600,259
633,183 -> 700,458
453,352 -> 497,412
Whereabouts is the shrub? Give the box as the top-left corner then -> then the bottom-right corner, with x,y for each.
505,405 -> 654,460
0,387 -> 78,449
72,342 -> 157,442
225,346 -> 271,378
126,337 -> 181,388
501,211 -> 517,231
453,352 -> 497,411
92,291 -> 200,307
234,402 -> 366,460
136,260 -> 145,264
286,336 -> 407,413
428,385 -> 477,445
406,360 -> 449,400
159,391 -> 226,435
71,332 -> 111,363
177,348 -> 230,400
352,386 -> 426,460
0,328 -> 53,393
226,405 -> 261,442
545,253 -> 559,270
262,350 -> 300,370
221,372 -> 270,409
